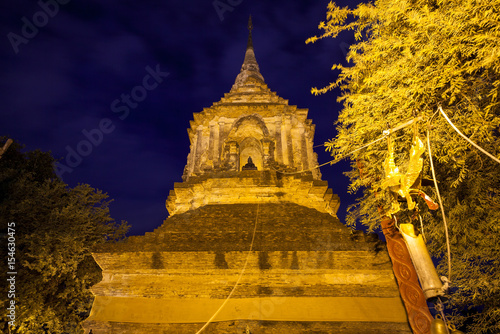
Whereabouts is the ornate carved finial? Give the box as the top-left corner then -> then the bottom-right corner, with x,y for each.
247,15 -> 253,50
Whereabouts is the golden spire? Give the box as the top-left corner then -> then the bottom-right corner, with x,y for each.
231,15 -> 265,90
247,15 -> 253,50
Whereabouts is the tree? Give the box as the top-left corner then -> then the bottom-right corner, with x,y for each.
308,0 -> 500,332
0,138 -> 129,333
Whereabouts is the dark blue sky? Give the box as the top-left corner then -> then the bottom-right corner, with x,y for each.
1,0 -> 360,235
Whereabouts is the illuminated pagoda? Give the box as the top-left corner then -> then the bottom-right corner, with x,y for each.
83,17 -> 411,333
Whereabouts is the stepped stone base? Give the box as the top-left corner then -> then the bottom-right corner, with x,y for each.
83,203 -> 411,334
85,320 -> 411,334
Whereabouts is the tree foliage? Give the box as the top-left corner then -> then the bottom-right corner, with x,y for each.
0,138 -> 129,333
308,0 -> 500,332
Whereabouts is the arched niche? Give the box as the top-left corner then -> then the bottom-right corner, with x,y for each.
226,114 -> 270,142
239,137 -> 263,171
223,114 -> 271,171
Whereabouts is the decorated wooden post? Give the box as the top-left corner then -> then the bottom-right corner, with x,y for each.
381,214 -> 434,334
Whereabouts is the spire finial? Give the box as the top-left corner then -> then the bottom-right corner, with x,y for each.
247,15 -> 253,50
231,14 -> 265,90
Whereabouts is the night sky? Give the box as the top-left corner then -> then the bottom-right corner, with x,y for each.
1,0 -> 360,236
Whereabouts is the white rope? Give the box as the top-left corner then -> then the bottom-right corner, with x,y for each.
426,126 -> 452,281
273,116 -> 422,176
383,115 -> 423,136
439,106 -> 500,164
273,135 -> 388,175
418,214 -> 426,242
195,204 -> 260,334
312,116 -> 423,150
